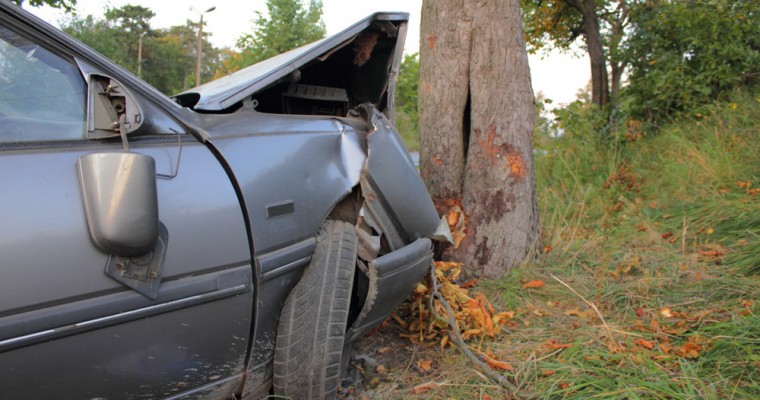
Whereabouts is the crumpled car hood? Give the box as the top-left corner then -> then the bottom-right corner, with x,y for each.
175,12 -> 408,112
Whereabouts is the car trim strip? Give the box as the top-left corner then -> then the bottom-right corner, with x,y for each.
259,256 -> 311,282
0,277 -> 250,353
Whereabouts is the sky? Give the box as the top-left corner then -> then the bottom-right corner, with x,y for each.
27,0 -> 589,107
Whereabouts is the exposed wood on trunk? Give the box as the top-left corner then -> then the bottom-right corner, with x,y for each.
420,0 -> 540,278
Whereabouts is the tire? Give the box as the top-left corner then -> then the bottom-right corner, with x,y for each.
273,220 -> 357,400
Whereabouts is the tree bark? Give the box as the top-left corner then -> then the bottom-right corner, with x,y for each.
419,0 -> 473,212
420,0 -> 540,278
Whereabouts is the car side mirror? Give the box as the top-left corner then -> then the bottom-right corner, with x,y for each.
77,152 -> 158,256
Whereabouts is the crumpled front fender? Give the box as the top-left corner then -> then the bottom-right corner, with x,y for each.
360,106 -> 440,249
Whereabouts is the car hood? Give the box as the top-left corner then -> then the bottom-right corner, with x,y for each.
176,12 -> 408,112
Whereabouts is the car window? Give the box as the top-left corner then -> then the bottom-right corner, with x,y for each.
0,26 -> 86,143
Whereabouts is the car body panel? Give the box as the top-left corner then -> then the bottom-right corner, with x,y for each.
0,269 -> 251,400
364,107 -> 440,242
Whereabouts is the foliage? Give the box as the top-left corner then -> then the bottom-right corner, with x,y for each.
521,0 -> 584,53
521,0 -> 631,106
219,0 -> 326,74
62,6 -> 220,94
11,0 -> 76,12
622,0 -> 760,125
361,89 -> 760,399
395,53 -> 420,150
103,4 -> 154,36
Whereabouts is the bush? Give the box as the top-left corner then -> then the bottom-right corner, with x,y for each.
622,0 -> 760,126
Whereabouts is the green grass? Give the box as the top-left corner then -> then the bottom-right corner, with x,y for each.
487,88 -> 760,399
361,88 -> 759,399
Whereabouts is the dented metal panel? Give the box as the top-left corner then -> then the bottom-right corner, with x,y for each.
204,112 -> 366,256
363,107 -> 440,242
347,238 -> 433,343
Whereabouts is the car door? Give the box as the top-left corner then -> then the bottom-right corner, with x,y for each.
0,14 -> 253,400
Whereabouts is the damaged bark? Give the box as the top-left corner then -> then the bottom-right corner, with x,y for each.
420,0 -> 540,278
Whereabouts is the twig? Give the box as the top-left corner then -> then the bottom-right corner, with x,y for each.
429,262 -> 535,399
729,370 -> 744,400
533,348 -> 566,362
548,273 -> 618,348
682,216 -> 688,256
607,327 -> 643,338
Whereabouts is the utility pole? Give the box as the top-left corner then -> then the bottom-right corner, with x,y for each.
193,6 -> 216,86
137,31 -> 147,79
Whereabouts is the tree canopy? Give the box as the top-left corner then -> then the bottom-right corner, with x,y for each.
11,0 -> 76,12
62,5 -> 220,94
218,0 -> 326,74
523,0 -> 760,129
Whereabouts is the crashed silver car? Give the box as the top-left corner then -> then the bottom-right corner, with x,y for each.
0,4 -> 440,399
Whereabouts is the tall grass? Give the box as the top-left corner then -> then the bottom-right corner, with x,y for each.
486,88 -> 760,399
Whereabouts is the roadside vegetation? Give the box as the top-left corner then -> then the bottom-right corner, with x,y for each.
354,88 -> 759,399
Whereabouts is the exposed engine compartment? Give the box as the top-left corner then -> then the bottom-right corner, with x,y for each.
175,18 -> 403,117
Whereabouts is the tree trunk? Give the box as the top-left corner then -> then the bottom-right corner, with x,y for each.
420,0 -> 540,278
611,62 -> 623,101
565,0 -> 609,107
580,0 -> 609,107
419,0 -> 473,212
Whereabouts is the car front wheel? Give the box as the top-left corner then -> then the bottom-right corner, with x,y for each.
273,220 -> 357,399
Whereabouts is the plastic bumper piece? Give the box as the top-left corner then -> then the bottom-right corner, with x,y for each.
346,237 -> 433,343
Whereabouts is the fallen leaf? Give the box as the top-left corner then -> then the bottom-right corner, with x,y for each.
440,335 -> 449,350
433,261 -> 463,271
565,308 -> 591,318
559,383 -> 570,389
377,346 -> 391,354
390,312 -> 408,329
659,341 -> 673,354
677,336 -> 704,359
741,299 -> 754,308
522,280 -> 546,289
636,307 -> 644,318
493,311 -> 516,326
482,349 -> 514,371
414,282 -> 428,294
635,338 -> 656,350
461,328 -> 483,340
376,365 -> 386,374
370,377 -> 381,386
546,339 -> 573,349
410,381 -> 439,394
661,232 -> 673,239
542,369 -> 556,376
417,359 -> 433,373
459,278 -> 478,288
